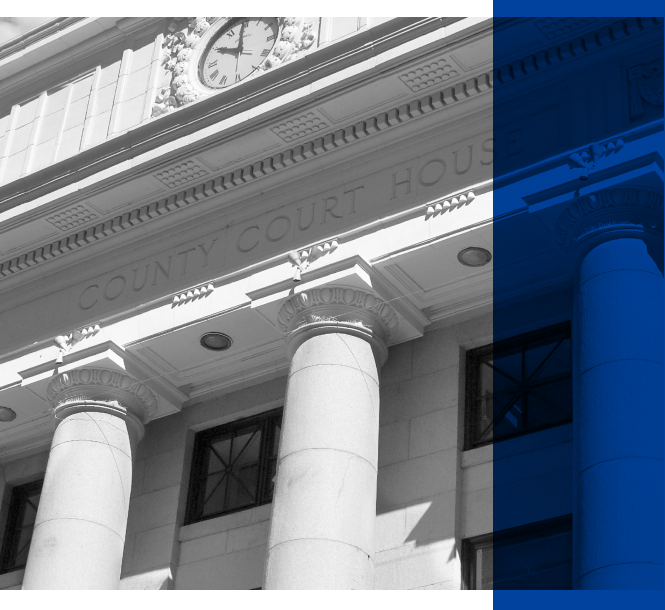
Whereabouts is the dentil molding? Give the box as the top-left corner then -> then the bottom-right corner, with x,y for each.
555,187 -> 664,251
1,17 -> 661,281
46,367 -> 158,418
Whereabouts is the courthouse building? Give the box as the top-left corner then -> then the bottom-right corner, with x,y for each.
0,16 -> 662,590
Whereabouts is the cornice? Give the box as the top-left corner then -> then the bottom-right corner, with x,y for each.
0,18 -> 85,61
0,66 -> 490,280
0,16 -> 661,283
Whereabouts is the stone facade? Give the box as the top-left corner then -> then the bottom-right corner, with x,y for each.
0,16 -> 662,591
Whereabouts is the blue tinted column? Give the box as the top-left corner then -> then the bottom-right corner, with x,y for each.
556,187 -> 664,589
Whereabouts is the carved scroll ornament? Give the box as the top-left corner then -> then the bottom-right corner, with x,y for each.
152,17 -> 317,117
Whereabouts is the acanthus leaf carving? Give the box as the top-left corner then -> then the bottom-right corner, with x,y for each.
152,17 -> 317,118
555,187 -> 664,251
277,287 -> 400,342
46,368 -> 158,418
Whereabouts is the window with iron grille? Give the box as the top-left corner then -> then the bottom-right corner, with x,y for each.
0,479 -> 43,574
186,408 -> 282,524
462,514 -> 573,589
465,322 -> 572,449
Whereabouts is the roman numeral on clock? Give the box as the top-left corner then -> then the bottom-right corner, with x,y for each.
264,21 -> 272,30
260,49 -> 270,57
208,60 -> 218,69
210,69 -> 219,81
220,75 -> 227,85
266,34 -> 275,41
227,29 -> 235,37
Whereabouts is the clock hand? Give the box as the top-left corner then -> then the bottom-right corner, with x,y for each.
214,45 -> 240,54
235,21 -> 247,73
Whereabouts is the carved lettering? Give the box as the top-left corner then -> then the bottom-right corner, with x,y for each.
197,239 -> 217,267
152,256 -> 172,286
481,138 -> 495,165
344,186 -> 365,215
177,247 -> 197,275
79,285 -> 99,310
418,159 -> 446,187
506,129 -> 523,157
453,145 -> 473,175
391,167 -> 412,200
266,216 -> 291,242
322,197 -> 343,224
104,276 -> 126,301
132,264 -> 149,291
237,225 -> 260,253
297,202 -> 316,231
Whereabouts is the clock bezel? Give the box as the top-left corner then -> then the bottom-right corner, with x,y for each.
195,17 -> 279,91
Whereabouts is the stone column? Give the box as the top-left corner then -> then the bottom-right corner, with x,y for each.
555,187 -> 664,589
22,368 -> 157,590
263,287 -> 399,589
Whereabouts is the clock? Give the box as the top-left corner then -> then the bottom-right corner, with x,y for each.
199,18 -> 279,89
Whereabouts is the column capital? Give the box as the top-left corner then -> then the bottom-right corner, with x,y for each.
46,368 -> 158,442
277,286 -> 399,366
555,186 -> 663,256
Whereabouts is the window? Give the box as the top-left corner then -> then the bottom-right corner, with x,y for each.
186,408 -> 282,524
465,322 -> 572,449
462,515 -> 573,590
0,479 -> 43,574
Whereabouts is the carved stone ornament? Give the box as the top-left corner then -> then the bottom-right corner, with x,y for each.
555,187 -> 664,251
152,17 -> 317,118
46,368 -> 158,420
277,287 -> 400,343
628,60 -> 664,120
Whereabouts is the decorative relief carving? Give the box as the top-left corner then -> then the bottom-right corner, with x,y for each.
46,204 -> 98,232
567,138 -> 624,180
534,17 -> 598,40
555,187 -> 664,251
2,17 -> 662,281
277,287 -> 399,341
152,17 -> 316,118
154,159 -> 210,189
287,238 -> 339,281
628,60 -> 664,119
46,368 -> 158,417
271,111 -> 329,143
172,282 -> 214,305
399,56 -> 459,92
54,324 -> 101,363
260,17 -> 317,72
424,190 -> 475,220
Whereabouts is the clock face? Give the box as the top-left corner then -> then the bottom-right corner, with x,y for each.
200,18 -> 279,89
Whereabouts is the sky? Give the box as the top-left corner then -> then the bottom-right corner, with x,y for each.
0,17 -> 54,46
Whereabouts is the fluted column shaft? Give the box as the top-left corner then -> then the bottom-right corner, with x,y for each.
264,287 -> 396,589
22,368 -> 156,590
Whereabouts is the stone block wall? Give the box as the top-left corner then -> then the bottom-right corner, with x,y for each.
0,290 -> 574,590
0,34 -> 161,187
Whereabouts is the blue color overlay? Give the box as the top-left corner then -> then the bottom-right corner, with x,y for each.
490,7 -> 664,600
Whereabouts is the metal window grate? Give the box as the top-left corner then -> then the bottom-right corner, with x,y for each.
0,479 -> 43,574
465,322 -> 572,449
186,408 -> 282,524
